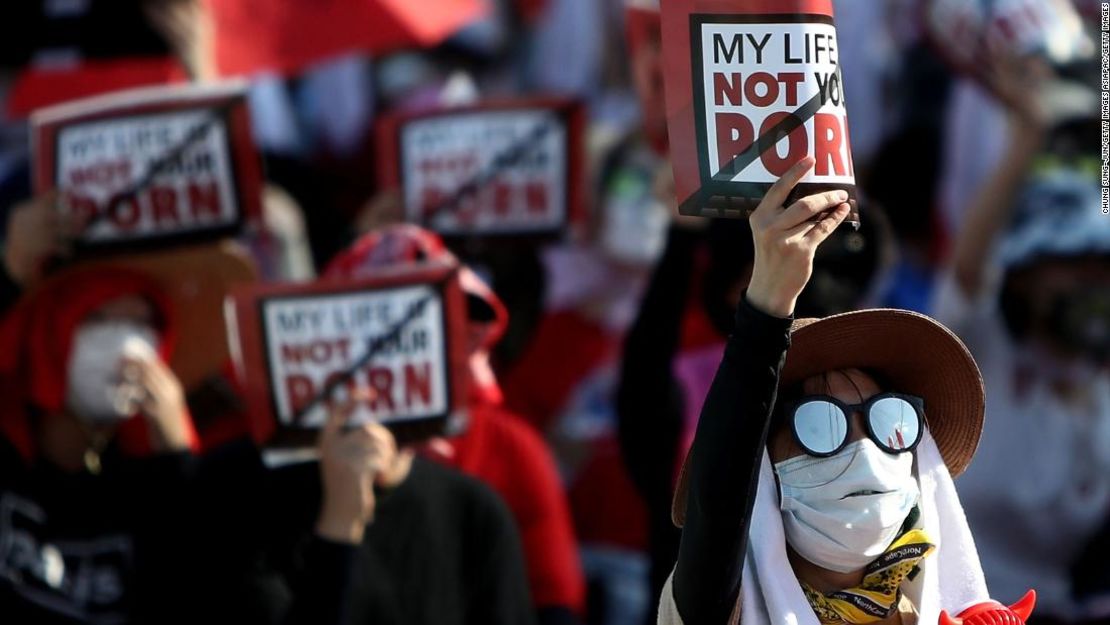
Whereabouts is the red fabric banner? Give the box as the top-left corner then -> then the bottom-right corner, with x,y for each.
207,0 -> 487,77
8,58 -> 188,118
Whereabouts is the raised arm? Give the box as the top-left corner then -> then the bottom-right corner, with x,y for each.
671,158 -> 852,625
615,152 -> 706,494
264,405 -> 397,625
1,194 -> 85,316
948,63 -> 1048,299
616,223 -> 700,507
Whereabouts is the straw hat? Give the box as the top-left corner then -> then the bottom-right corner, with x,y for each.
32,241 -> 258,392
672,308 -> 985,528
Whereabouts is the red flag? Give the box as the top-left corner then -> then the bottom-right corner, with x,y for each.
8,58 -> 188,118
207,0 -> 488,78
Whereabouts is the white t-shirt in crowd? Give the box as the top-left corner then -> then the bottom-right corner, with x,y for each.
932,273 -> 1110,617
937,79 -> 1009,237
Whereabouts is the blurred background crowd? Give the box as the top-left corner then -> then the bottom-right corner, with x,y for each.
0,1 -> 1106,624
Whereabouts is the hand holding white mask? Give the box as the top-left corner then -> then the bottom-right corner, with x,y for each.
65,321 -> 160,424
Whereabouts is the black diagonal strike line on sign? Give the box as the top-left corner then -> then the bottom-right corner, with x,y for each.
678,65 -> 842,215
76,102 -> 236,235
290,294 -> 433,424
421,115 -> 558,223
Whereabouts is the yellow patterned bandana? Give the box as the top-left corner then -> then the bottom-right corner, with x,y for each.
800,529 -> 936,624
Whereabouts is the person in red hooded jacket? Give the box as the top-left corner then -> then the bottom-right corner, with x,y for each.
325,224 -> 587,625
0,259 -> 401,625
0,264 -> 206,624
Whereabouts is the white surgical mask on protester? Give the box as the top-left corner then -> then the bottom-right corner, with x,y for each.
774,438 -> 920,573
65,321 -> 159,424
600,192 -> 669,267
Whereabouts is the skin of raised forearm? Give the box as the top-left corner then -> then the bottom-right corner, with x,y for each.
951,126 -> 1044,298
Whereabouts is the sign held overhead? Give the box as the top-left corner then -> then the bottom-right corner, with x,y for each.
661,0 -> 859,222
227,263 -> 469,448
31,82 -> 263,253
377,98 -> 585,239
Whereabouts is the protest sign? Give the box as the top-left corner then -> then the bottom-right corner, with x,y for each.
922,0 -> 1091,94
377,98 -> 585,238
660,0 -> 858,221
227,263 -> 469,448
31,82 -> 263,253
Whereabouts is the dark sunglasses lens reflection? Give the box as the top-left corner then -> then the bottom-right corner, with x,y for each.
792,395 -> 922,457
869,396 -> 921,452
793,401 -> 848,455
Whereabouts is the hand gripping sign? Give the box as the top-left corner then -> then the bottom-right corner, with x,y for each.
31,82 -> 263,254
227,262 -> 469,448
661,0 -> 858,222
377,98 -> 585,239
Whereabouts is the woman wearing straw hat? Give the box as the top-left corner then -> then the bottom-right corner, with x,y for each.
658,157 -> 1035,625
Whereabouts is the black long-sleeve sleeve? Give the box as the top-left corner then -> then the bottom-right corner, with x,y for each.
616,226 -> 701,606
280,536 -> 359,625
0,261 -> 21,318
672,297 -> 793,625
617,226 -> 700,509
176,440 -> 360,625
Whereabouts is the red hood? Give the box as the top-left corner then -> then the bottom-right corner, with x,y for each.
324,225 -> 509,350
0,267 -> 186,463
624,5 -> 669,155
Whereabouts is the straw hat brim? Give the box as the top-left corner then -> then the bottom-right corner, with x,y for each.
672,308 -> 984,528
40,241 -> 257,392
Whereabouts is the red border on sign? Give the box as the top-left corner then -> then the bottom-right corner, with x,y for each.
375,97 -> 586,239
227,261 -> 470,448
30,82 -> 263,253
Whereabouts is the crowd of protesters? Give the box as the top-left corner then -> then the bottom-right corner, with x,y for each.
0,1 -> 1106,624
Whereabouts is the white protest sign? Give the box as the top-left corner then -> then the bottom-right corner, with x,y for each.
696,20 -> 854,184
57,110 -> 238,241
923,0 -> 1093,86
32,83 -> 261,250
398,108 -> 569,235
259,284 -> 449,429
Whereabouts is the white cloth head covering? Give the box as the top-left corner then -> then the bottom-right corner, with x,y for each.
737,431 -> 991,624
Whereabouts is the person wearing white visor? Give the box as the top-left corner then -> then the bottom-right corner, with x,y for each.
935,62 -> 1110,621
657,159 -> 1035,625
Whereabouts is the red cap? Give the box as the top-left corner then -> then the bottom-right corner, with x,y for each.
323,224 -> 508,350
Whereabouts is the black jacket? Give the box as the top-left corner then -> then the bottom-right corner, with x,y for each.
671,298 -> 793,625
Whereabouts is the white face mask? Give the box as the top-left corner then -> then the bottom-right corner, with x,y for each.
601,193 -> 669,268
65,321 -> 159,424
774,438 -> 920,573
